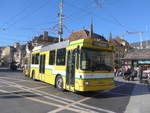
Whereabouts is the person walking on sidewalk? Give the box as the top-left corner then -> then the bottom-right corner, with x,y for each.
138,66 -> 143,83
130,69 -> 137,81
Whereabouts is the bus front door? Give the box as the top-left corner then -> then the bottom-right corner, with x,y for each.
66,50 -> 75,91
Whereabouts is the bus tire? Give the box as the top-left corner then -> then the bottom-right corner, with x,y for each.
56,75 -> 64,91
32,70 -> 36,81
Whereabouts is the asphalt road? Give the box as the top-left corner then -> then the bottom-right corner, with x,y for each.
0,68 -> 141,113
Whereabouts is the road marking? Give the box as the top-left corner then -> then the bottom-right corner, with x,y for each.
0,77 -> 31,82
3,85 -> 52,94
48,97 -> 98,113
13,79 -> 34,82
0,79 -> 93,113
0,89 -> 9,93
31,85 -> 50,90
26,97 -> 85,113
0,85 -> 13,88
0,74 -> 128,113
0,90 -> 87,113
0,79 -> 103,113
48,94 -> 115,113
0,79 -> 114,113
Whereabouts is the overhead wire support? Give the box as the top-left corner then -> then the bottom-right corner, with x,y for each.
58,0 -> 64,42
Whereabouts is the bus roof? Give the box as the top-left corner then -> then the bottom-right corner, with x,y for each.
33,39 -> 113,52
40,40 -> 69,52
32,46 -> 43,51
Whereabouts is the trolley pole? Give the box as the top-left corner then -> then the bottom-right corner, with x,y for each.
58,0 -> 64,42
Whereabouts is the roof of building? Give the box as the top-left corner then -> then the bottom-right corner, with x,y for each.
122,49 -> 150,60
67,29 -> 107,41
111,39 -> 123,47
32,35 -> 60,45
113,37 -> 130,46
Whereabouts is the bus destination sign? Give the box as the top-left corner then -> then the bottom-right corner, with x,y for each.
93,42 -> 109,48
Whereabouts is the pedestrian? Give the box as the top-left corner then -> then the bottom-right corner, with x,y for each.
123,66 -> 131,80
130,69 -> 137,81
114,65 -> 119,77
138,66 -> 143,83
126,67 -> 132,81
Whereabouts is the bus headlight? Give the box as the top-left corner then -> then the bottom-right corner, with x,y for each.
85,81 -> 90,85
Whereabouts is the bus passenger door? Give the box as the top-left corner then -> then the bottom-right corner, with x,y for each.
39,54 -> 45,81
66,50 -> 75,91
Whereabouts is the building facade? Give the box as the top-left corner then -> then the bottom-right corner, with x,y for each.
109,36 -> 131,66
1,46 -> 14,66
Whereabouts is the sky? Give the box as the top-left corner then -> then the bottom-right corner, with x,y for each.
0,0 -> 150,46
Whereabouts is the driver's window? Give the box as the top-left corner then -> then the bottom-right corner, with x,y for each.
81,51 -> 89,69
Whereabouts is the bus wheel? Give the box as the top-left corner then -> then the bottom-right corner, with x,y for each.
56,76 -> 64,91
32,71 -> 36,81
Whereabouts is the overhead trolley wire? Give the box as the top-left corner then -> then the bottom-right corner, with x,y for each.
93,0 -> 129,31
4,0 -> 50,29
63,0 -> 125,29
0,0 -> 34,29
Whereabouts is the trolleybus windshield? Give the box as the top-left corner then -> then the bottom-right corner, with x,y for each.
81,48 -> 114,71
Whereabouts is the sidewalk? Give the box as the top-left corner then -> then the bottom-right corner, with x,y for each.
125,84 -> 150,113
115,77 -> 150,113
115,76 -> 150,86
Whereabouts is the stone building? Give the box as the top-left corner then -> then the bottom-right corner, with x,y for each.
109,35 -> 131,66
13,43 -> 26,66
1,46 -> 14,66
0,42 -> 26,67
22,31 -> 60,67
24,31 -> 60,57
31,31 -> 61,47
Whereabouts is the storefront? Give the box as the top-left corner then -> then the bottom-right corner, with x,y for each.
121,49 -> 150,71
121,58 -> 150,70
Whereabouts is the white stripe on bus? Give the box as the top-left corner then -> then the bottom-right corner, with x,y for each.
31,65 -> 114,79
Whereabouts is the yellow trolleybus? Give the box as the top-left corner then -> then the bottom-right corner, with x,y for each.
24,39 -> 115,92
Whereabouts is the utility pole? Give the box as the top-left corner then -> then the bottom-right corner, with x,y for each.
145,25 -> 148,48
58,0 -> 64,42
139,32 -> 143,49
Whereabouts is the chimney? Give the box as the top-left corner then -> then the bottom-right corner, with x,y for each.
43,31 -> 48,40
109,32 -> 113,42
89,18 -> 93,38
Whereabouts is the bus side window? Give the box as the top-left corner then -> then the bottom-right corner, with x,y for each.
39,54 -> 45,73
56,48 -> 66,65
76,50 -> 79,69
49,50 -> 55,65
35,53 -> 39,64
32,55 -> 35,64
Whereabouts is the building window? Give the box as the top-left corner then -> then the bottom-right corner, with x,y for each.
49,50 -> 55,65
56,48 -> 66,65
